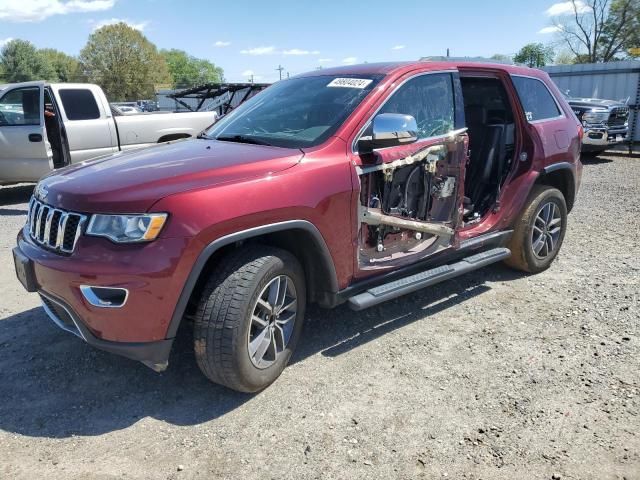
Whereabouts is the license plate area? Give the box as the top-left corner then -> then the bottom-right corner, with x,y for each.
13,247 -> 37,292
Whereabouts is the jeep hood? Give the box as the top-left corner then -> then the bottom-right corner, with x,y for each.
39,139 -> 303,212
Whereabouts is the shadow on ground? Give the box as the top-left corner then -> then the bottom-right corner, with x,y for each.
0,263 -> 524,439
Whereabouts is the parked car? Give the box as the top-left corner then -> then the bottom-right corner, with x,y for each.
13,61 -> 582,392
565,94 -> 629,153
0,82 -> 218,184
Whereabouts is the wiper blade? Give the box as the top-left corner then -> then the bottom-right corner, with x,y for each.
215,134 -> 272,146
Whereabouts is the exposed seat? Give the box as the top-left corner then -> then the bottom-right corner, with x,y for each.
465,123 -> 505,209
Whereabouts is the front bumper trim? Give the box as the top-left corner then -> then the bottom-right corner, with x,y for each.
39,290 -> 172,372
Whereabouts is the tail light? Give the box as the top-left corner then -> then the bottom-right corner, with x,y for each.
578,125 -> 584,141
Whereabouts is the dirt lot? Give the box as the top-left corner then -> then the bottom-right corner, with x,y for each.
0,151 -> 638,480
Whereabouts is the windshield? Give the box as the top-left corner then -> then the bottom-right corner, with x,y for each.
204,74 -> 382,149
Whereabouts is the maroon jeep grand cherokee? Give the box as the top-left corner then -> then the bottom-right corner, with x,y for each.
14,61 -> 582,392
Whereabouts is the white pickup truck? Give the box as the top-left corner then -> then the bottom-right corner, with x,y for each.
0,81 -> 218,184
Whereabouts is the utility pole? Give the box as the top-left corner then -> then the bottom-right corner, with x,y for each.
276,64 -> 284,81
248,74 -> 254,83
446,48 -> 450,58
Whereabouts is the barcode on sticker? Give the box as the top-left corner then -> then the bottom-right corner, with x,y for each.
327,78 -> 373,89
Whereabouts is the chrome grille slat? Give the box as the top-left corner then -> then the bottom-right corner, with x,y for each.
43,208 -> 54,245
26,196 -> 87,254
56,213 -> 68,250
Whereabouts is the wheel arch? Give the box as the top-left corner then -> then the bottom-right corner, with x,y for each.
165,220 -> 339,339
536,162 -> 576,212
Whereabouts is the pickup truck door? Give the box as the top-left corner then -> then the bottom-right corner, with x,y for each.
349,71 -> 468,277
51,84 -> 118,163
0,83 -> 53,183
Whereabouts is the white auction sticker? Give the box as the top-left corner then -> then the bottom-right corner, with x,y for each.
327,78 -> 373,89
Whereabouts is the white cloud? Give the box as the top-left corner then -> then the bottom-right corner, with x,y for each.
282,48 -> 320,56
241,70 -> 262,80
240,46 -> 276,55
545,1 -> 591,16
318,58 -> 333,63
0,0 -> 115,22
93,18 -> 148,31
214,41 -> 231,47
391,45 -> 405,50
0,37 -> 14,48
342,56 -> 358,65
538,25 -> 563,34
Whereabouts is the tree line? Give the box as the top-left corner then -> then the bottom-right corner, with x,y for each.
0,22 -> 224,101
496,0 -> 638,68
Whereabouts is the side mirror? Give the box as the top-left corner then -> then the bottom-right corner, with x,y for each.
358,113 -> 418,153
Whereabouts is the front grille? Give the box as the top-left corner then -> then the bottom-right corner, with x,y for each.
27,197 -> 87,254
608,107 -> 629,127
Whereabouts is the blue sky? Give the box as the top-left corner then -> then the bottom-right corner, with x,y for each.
0,0 -> 574,83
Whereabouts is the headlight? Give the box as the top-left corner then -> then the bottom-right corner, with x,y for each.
582,110 -> 609,125
86,213 -> 168,243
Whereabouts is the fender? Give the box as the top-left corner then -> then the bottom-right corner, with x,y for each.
165,220 -> 339,338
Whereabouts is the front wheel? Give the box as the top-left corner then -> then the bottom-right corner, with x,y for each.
504,185 -> 568,273
193,246 -> 306,392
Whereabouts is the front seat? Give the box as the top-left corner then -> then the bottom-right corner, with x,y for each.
466,123 -> 505,210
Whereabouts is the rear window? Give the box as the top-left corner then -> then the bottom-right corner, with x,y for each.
512,76 -> 561,122
58,89 -> 100,120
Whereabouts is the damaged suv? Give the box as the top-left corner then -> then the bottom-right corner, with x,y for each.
14,61 -> 582,392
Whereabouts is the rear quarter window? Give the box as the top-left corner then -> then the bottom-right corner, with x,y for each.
512,76 -> 561,122
58,89 -> 101,121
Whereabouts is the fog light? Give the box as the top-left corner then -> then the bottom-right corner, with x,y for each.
80,285 -> 129,308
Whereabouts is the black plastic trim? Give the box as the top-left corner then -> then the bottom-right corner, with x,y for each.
543,161 -> 574,175
165,220 -> 338,339
348,247 -> 511,310
334,229 -> 513,305
40,290 -> 173,366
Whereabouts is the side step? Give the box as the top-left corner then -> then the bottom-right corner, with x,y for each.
347,247 -> 511,311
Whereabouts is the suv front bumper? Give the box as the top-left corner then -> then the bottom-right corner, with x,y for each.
39,288 -> 172,371
14,228 -> 195,371
582,126 -> 628,148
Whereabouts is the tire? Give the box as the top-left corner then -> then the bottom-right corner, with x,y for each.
504,185 -> 567,273
193,245 -> 306,392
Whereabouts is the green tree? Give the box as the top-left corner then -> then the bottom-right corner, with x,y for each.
607,0 -> 640,58
161,49 -> 224,88
513,43 -> 555,67
550,0 -> 639,63
554,50 -> 577,65
79,22 -> 171,101
40,49 -> 81,82
490,53 -> 512,63
0,39 -> 56,82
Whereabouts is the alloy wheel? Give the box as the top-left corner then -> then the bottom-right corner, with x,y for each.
530,201 -> 562,259
248,275 -> 298,369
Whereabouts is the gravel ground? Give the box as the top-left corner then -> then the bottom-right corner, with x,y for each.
0,150 -> 638,480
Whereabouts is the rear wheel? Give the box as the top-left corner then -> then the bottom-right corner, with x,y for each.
504,185 -> 567,273
193,246 -> 306,392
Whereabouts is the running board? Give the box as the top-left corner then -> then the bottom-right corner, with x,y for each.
347,247 -> 511,311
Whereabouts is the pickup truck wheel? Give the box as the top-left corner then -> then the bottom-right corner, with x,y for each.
504,185 -> 567,273
193,246 -> 306,392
